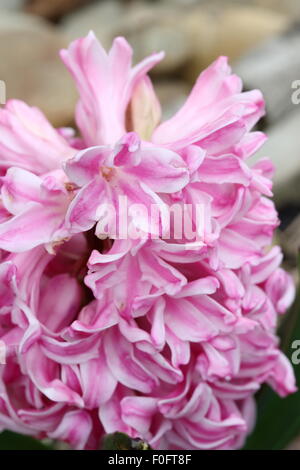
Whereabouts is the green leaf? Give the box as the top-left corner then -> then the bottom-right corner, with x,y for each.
101,432 -> 152,450
244,256 -> 300,449
0,431 -> 53,450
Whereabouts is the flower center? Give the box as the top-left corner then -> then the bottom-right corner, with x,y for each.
101,166 -> 114,182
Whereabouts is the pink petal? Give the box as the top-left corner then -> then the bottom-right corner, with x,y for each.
48,410 -> 92,449
61,32 -> 163,145
0,100 -> 74,174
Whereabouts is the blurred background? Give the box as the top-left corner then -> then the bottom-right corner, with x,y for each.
0,0 -> 300,449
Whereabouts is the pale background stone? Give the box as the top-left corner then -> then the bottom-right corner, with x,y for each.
0,9 -> 77,127
251,110 -> 300,207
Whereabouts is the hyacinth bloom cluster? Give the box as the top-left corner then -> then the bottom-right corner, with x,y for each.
0,32 -> 296,450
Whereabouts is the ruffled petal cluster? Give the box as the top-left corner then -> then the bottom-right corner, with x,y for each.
0,32 -> 296,450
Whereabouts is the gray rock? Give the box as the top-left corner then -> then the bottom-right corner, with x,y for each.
254,0 -> 300,19
154,80 -> 189,120
179,0 -> 300,18
251,109 -> 300,206
279,214 -> 300,264
0,10 -> 77,127
24,0 -> 94,21
182,4 -> 289,82
0,7 -> 48,30
0,0 -> 24,10
61,0 -> 123,49
62,1 -> 192,75
234,28 -> 300,126
162,0 -> 205,6
128,25 -> 191,75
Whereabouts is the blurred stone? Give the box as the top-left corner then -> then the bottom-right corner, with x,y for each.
174,0 -> 300,19
0,7 -> 48,30
162,0 -> 203,5
0,10 -> 77,127
154,80 -> 189,120
234,28 -> 300,125
251,110 -> 300,207
0,0 -> 24,9
117,3 -> 194,74
254,0 -> 300,19
215,6 -> 288,60
279,214 -> 300,264
128,25 -> 191,75
182,5 -> 290,82
62,1 -> 192,75
179,8 -> 217,80
25,0 -> 94,21
61,0 -> 122,49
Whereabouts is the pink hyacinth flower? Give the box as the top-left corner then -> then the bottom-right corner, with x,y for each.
0,31 -> 296,451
